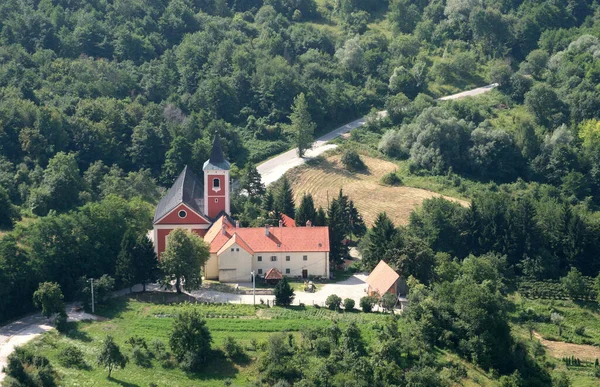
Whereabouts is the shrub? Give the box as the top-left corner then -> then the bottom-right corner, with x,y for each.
381,171 -> 403,186
127,336 -> 148,350
381,293 -> 397,311
575,325 -> 586,336
325,294 -> 342,310
131,346 -> 151,368
343,298 -> 355,311
169,309 -> 212,368
360,296 -> 376,313
341,150 -> 366,172
151,339 -> 167,360
274,277 -> 295,306
223,336 -> 244,359
58,346 -> 86,369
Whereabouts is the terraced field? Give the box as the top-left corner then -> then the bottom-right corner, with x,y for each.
287,154 -> 469,226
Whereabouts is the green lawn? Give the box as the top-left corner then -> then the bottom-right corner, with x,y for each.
23,294 -> 390,386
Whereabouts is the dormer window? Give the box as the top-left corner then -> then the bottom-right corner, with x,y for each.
213,178 -> 221,192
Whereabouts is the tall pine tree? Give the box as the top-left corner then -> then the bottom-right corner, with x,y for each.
315,206 -> 327,226
274,176 -> 295,218
132,235 -> 158,292
361,212 -> 398,271
327,199 -> 347,264
241,163 -> 265,202
288,93 -> 316,158
295,193 -> 317,226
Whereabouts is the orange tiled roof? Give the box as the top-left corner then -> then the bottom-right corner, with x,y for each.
280,214 -> 297,227
206,216 -> 329,254
264,268 -> 283,280
366,260 -> 399,295
217,233 -> 254,255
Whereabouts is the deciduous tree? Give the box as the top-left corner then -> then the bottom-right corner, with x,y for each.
159,229 -> 209,293
288,93 -> 315,158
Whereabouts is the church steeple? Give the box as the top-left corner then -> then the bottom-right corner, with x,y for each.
203,133 -> 230,171
203,133 -> 230,218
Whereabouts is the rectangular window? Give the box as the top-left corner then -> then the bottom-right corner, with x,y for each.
236,248 -> 239,252
213,178 -> 220,188
285,268 -> 290,274
303,255 -> 308,261
271,256 -> 277,262
258,256 -> 262,262
286,256 -> 290,261
231,248 -> 234,252
258,269 -> 263,275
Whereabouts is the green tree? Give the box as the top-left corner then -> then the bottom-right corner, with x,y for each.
0,187 -> 18,229
381,292 -> 397,312
360,296 -> 376,313
341,150 -> 366,172
326,294 -> 342,310
561,267 -> 586,299
343,298 -> 355,311
33,282 -> 64,320
97,335 -> 128,378
159,229 -> 209,293
274,277 -> 295,306
116,230 -> 158,292
295,193 -> 317,226
169,308 -> 212,364
29,152 -> 83,216
525,84 -> 567,127
240,163 -> 265,201
115,229 -> 137,291
361,213 -> 397,271
274,176 -> 295,218
288,93 -> 315,158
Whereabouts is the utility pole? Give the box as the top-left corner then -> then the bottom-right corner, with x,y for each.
88,278 -> 95,314
251,271 -> 256,307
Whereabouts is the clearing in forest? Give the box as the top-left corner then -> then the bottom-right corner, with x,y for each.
287,154 -> 469,226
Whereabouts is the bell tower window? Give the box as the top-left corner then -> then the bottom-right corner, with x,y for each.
213,178 -> 221,192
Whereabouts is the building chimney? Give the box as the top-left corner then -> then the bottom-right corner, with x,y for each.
222,225 -> 226,235
235,220 -> 240,228
265,225 -> 270,236
306,220 -> 312,227
279,220 -> 283,228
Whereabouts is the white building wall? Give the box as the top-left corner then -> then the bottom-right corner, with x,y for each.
251,251 -> 329,278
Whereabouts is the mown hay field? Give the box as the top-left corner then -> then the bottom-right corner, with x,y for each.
287,155 -> 469,226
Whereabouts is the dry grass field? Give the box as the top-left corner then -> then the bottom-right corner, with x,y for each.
287,155 -> 469,227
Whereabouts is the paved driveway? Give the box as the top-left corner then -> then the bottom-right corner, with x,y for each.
189,274 -> 369,308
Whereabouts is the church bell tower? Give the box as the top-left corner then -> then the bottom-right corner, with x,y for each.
203,134 -> 230,219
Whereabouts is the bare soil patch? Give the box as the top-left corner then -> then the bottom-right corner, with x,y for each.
287,155 -> 469,226
534,331 -> 600,361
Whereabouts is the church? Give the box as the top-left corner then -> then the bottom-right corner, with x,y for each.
152,135 -> 330,283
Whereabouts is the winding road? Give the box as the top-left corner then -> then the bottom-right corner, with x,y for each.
257,83 -> 498,186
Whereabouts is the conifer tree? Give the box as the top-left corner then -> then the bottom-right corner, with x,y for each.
327,199 -> 347,263
274,176 -> 295,218
315,206 -> 327,226
133,235 -> 158,292
116,229 -> 137,291
361,212 -> 397,271
295,193 -> 317,226
288,93 -> 316,158
241,163 -> 265,201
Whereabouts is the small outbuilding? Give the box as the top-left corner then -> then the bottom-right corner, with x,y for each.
366,260 -> 407,298
264,268 -> 284,285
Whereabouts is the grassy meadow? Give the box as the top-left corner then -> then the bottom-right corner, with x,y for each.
23,293 -> 393,386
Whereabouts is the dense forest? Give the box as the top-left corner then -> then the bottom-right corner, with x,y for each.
2,0 -> 600,385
